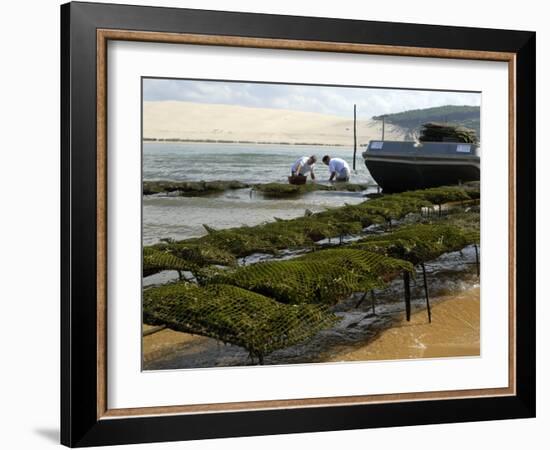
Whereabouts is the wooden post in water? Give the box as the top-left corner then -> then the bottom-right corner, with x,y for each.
421,263 -> 432,323
355,290 -> 377,313
474,244 -> 480,277
403,271 -> 411,321
352,104 -> 357,170
355,291 -> 368,309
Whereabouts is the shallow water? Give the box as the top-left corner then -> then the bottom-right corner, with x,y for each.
144,142 -> 371,184
143,142 -> 374,244
330,287 -> 480,362
143,188 -> 378,244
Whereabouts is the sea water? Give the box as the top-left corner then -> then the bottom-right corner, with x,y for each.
143,142 -> 375,244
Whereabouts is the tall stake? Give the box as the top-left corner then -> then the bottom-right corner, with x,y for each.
352,104 -> 357,170
474,244 -> 480,277
421,263 -> 432,323
403,271 -> 411,321
382,115 -> 385,140
355,291 -> 368,309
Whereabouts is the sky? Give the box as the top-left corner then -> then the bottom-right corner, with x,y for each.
143,78 -> 480,119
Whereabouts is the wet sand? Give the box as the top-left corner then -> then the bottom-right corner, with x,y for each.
328,287 -> 480,362
142,325 -> 208,365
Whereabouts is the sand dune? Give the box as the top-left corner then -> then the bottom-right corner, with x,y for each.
143,101 -> 409,146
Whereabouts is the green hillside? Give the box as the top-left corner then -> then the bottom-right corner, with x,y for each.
373,105 -> 480,138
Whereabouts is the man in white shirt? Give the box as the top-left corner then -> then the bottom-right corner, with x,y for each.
322,155 -> 351,182
290,155 -> 317,180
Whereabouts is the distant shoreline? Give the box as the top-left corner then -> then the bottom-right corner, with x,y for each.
143,138 -> 350,147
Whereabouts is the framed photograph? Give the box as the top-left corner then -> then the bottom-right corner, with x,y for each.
61,1 -> 536,447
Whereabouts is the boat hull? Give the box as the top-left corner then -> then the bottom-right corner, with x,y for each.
363,141 -> 480,193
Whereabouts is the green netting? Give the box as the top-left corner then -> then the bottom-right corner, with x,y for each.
143,180 -> 249,196
159,241 -> 236,266
419,122 -> 478,144
141,185 -> 480,360
143,180 -> 372,198
190,216 -> 347,257
252,182 -> 370,197
143,248 -> 192,277
351,223 -> 479,265
400,186 -> 472,206
319,195 -> 432,226
143,185 -> 479,271
181,186 -> 463,258
461,182 -> 481,199
252,183 -> 329,197
143,243 -> 236,277
215,249 -> 412,305
143,282 -> 338,359
441,210 -> 480,234
338,183 -> 371,192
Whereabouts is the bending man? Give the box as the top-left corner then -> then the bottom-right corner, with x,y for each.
290,155 -> 317,180
322,155 -> 351,182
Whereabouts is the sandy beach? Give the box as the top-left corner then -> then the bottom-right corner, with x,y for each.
143,101 -> 408,145
142,325 -> 210,366
328,287 -> 480,362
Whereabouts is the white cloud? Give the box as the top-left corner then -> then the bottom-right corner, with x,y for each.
143,78 -> 480,119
